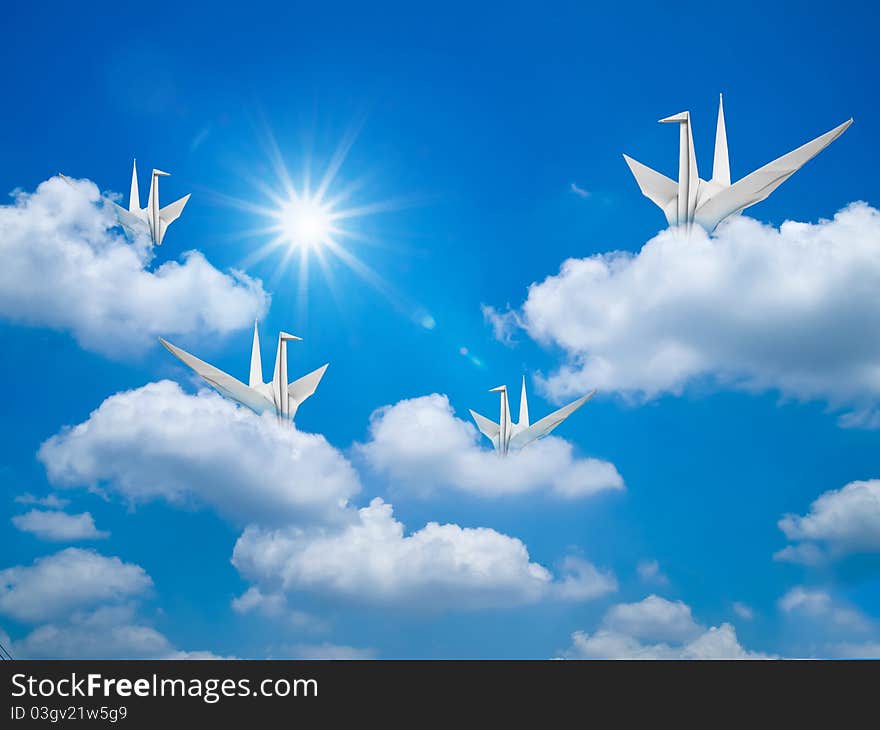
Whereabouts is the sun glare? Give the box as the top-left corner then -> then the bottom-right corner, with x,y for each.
278,197 -> 333,249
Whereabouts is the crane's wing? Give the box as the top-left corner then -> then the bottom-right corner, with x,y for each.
159,338 -> 272,414
509,390 -> 595,450
695,118 -> 852,230
112,203 -> 149,240
156,194 -> 191,245
288,363 -> 328,406
623,154 -> 679,227
470,409 -> 500,450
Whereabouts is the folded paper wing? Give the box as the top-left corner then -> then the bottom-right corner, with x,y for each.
509,390 -> 596,451
159,337 -> 274,415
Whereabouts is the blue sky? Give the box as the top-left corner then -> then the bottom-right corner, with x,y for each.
1,0 -> 880,659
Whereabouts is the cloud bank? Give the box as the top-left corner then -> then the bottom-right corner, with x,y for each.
38,381 -> 361,527
0,175 -> 268,356
233,497 -> 616,612
487,204 -> 880,422
38,382 -> 616,619
357,394 -> 623,499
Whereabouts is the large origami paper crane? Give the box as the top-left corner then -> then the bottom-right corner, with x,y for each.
624,95 -> 852,231
115,160 -> 190,245
470,377 -> 595,455
160,322 -> 328,423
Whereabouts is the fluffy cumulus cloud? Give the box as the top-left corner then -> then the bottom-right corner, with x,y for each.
602,595 -> 700,643
0,175 -> 268,356
356,394 -> 623,499
487,205 -> 880,422
38,380 -> 361,526
776,480 -> 880,564
560,595 -> 766,659
0,548 -> 151,623
38,380 -> 615,622
233,497 -> 616,612
12,509 -> 108,541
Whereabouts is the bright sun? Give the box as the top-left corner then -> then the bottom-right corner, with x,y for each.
278,197 -> 333,249
221,128 -> 431,326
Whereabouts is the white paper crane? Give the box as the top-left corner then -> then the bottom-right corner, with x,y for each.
160,322 -> 328,423
470,377 -> 595,455
115,160 -> 190,245
624,95 -> 852,231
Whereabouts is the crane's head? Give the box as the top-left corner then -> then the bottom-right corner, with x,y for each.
489,385 -> 507,393
659,111 -> 689,125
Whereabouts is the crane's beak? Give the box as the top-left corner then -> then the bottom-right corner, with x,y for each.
659,111 -> 689,124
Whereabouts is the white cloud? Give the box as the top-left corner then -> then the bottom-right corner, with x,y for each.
732,602 -> 754,621
776,480 -> 880,563
602,595 -> 700,643
636,559 -> 668,585
490,204 -> 880,421
232,587 -> 287,617
564,623 -> 760,660
0,548 -> 151,623
13,605 -> 171,659
12,509 -> 108,541
0,175 -> 268,356
1,553 -> 222,659
482,304 -> 522,345
356,394 -> 623,499
773,543 -> 827,566
560,595 -> 767,659
778,587 -> 870,633
38,380 -> 361,526
38,381 -> 611,619
232,587 -> 327,632
11,604 -> 223,660
553,556 -> 619,602
776,587 -> 878,657
778,586 -> 834,615
233,497 -> 616,612
15,493 -> 69,509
